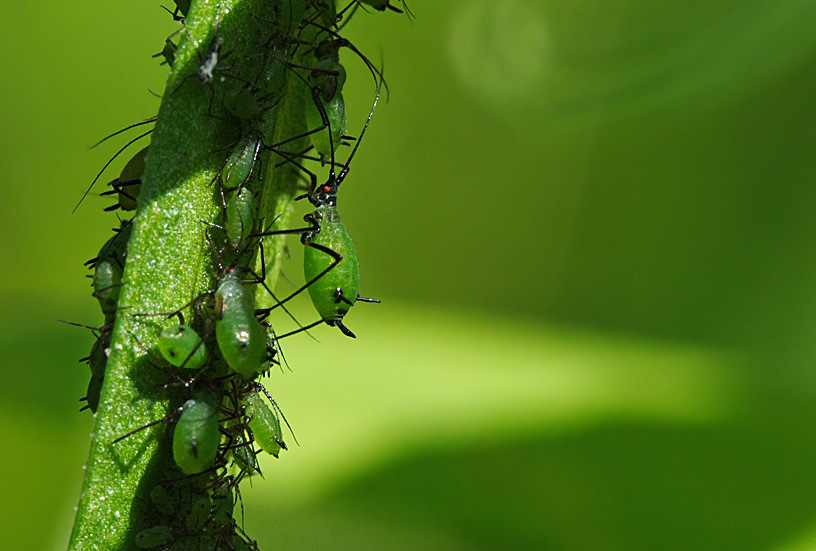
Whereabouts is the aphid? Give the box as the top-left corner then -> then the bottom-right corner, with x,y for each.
83,359 -> 105,413
140,476 -> 246,550
258,87 -> 382,338
308,29 -> 389,98
226,425 -> 261,474
221,134 -> 262,191
310,57 -> 347,102
253,0 -> 307,38
149,484 -> 176,517
82,336 -> 108,413
173,390 -> 221,475
63,318 -> 113,413
152,37 -> 178,68
92,257 -> 123,314
214,271 -> 268,378
207,485 -> 235,531
260,42 -> 289,96
88,219 -> 133,269
185,497 -> 213,532
305,90 -> 346,160
89,220 -> 133,313
100,145 -> 147,212
224,187 -> 258,249
135,525 -> 175,549
157,325 -> 209,370
301,196 -> 363,336
243,387 -> 286,458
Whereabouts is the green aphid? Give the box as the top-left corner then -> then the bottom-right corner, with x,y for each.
153,37 -> 178,68
89,221 -> 132,304
305,90 -> 346,160
214,272 -> 267,378
158,325 -> 208,369
221,135 -> 261,190
211,481 -> 235,526
273,0 -> 306,34
185,497 -> 212,532
135,526 -> 174,549
225,186 -> 257,249
94,220 -> 132,262
149,484 -> 175,516
101,146 -> 147,212
92,258 -> 123,313
244,389 -> 285,458
231,428 -> 261,474
264,52 -> 287,96
173,391 -> 220,475
303,206 -> 360,328
254,90 -> 382,339
82,336 -> 108,413
310,58 -> 347,102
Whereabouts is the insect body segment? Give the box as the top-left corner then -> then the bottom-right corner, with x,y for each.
158,325 -> 209,370
215,272 -> 267,378
92,258 -> 124,314
84,337 -> 108,414
243,388 -> 286,458
221,135 -> 262,191
173,390 -> 220,475
153,38 -> 179,68
135,525 -> 174,549
90,221 -> 132,313
100,145 -> 147,212
303,205 -> 360,333
225,187 -> 258,249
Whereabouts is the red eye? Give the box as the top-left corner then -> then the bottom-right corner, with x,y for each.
323,185 -> 331,192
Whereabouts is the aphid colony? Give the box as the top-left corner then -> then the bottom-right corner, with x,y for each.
72,1 -> 408,549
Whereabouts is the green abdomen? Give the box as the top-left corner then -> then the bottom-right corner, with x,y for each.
303,209 -> 360,322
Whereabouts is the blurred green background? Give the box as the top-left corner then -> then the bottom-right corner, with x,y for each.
4,0 -> 816,549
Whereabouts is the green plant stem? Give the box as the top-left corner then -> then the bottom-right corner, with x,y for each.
68,1 -> 311,549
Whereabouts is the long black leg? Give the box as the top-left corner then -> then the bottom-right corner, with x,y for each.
110,405 -> 184,445
256,241 -> 342,317
74,129 -> 153,213
237,240 -> 310,331
332,319 -> 356,338
90,118 -> 156,149
274,318 -> 324,339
